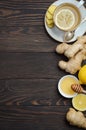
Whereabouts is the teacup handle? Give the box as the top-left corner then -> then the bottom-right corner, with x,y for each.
81,17 -> 86,24
78,0 -> 84,8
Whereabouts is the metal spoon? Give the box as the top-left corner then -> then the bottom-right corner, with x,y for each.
64,17 -> 86,42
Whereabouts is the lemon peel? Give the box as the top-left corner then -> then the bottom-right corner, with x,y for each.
78,65 -> 86,84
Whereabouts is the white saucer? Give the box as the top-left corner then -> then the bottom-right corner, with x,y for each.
44,0 -> 86,43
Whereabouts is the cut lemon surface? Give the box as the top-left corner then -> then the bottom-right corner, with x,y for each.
55,9 -> 75,30
72,94 -> 86,111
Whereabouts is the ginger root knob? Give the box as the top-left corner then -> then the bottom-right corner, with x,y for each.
66,108 -> 86,129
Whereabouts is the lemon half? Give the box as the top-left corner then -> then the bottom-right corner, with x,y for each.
72,94 -> 86,111
55,8 -> 75,30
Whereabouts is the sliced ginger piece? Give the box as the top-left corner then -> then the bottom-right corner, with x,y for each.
72,94 -> 86,111
45,5 -> 56,28
46,11 -> 53,20
46,18 -> 53,25
48,5 -> 57,15
46,22 -> 54,28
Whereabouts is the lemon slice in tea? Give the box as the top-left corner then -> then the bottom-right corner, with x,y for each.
55,8 -> 75,31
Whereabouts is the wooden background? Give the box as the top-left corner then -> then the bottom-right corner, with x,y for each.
0,0 -> 86,130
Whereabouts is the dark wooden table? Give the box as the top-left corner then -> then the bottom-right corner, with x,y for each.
0,0 -> 86,130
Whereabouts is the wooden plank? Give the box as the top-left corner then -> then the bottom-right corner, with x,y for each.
0,52 -> 67,79
0,79 -> 71,106
0,33 -> 57,52
0,78 -> 74,130
0,78 -> 85,130
0,106 -> 84,130
0,0 -> 58,52
0,1 -> 51,28
0,0 -> 52,28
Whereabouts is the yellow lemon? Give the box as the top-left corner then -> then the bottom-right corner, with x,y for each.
78,65 -> 86,84
55,8 -> 75,30
72,94 -> 86,111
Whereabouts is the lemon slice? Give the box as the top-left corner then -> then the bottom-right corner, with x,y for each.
55,9 -> 75,30
72,94 -> 86,111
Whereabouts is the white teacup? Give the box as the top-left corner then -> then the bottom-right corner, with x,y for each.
53,3 -> 82,31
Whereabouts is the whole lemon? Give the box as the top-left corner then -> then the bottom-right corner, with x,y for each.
78,65 -> 86,84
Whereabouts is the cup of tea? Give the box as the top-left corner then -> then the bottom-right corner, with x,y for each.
53,3 -> 81,31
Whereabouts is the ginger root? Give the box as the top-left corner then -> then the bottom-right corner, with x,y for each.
56,35 -> 86,74
66,108 -> 86,129
59,49 -> 86,74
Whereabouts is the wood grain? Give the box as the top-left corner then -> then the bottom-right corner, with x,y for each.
0,106 -> 76,130
0,52 -> 67,79
0,79 -> 71,106
0,0 -> 57,52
